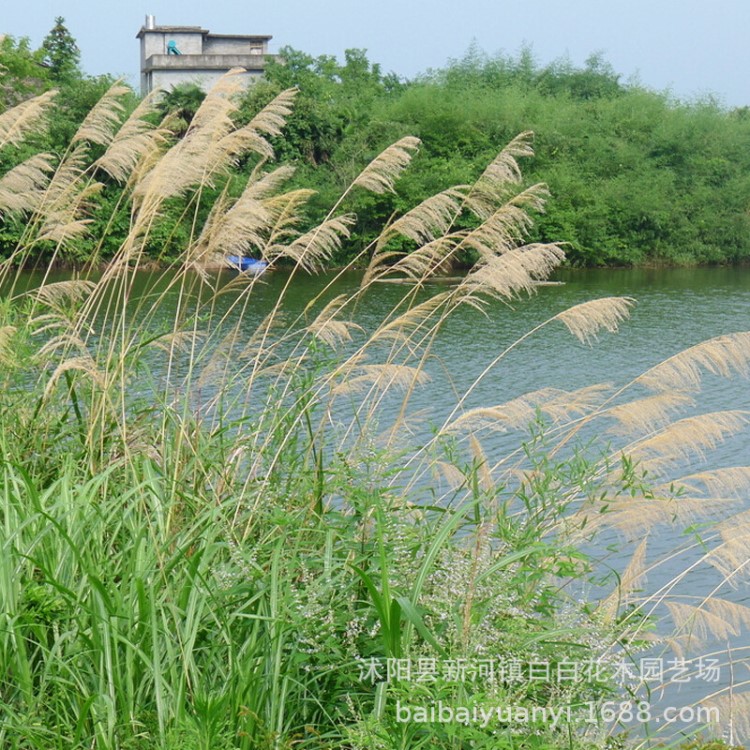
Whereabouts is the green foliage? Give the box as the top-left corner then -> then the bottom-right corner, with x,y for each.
49,73 -> 121,152
157,83 -> 206,135
240,46 -> 402,167
234,45 -> 750,267
4,33 -> 750,267
0,35 -> 50,108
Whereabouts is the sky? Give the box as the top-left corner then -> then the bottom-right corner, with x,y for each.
4,0 -> 750,107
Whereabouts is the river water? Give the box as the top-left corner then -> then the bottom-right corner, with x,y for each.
165,264 -> 750,738
222,264 -> 750,740
11,264 -> 750,740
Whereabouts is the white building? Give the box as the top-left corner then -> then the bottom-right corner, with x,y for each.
137,15 -> 273,95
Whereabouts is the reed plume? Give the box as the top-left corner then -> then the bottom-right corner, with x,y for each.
72,81 -> 132,147
0,153 -> 54,216
0,90 -> 56,149
93,90 -> 166,184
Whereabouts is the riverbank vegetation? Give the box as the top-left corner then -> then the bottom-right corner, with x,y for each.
3,23 -> 750,266
239,46 -> 750,267
1,71 -> 750,749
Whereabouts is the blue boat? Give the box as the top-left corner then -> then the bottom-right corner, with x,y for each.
226,255 -> 269,274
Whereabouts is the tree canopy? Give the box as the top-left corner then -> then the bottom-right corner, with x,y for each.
41,16 -> 81,83
235,45 -> 750,266
2,31 -> 750,267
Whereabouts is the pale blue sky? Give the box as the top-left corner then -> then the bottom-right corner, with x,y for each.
5,0 -> 749,106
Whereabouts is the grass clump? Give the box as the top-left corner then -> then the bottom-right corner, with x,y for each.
0,73 -> 749,749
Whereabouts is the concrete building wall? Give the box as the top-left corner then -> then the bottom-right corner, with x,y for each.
203,37 -> 267,55
150,68 -> 264,92
163,32 -> 204,55
140,28 -> 208,94
137,16 -> 273,94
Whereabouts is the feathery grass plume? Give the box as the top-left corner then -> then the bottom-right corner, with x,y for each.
465,131 -> 535,218
195,83 -> 296,187
125,124 -> 170,191
702,692 -> 750,743
263,188 -> 317,244
28,280 -> 97,338
555,297 -> 635,344
704,509 -> 750,579
405,297 -> 631,458
244,87 -> 297,139
218,87 -> 297,163
598,537 -> 649,624
130,132 -> 206,211
35,179 -> 101,247
434,458 -> 470,490
41,143 -> 90,201
71,81 -> 131,147
385,187 -> 467,246
443,385 -> 611,435
148,329 -> 208,357
606,391 -> 695,437
0,90 -> 56,149
0,325 -> 16,367
266,215 -> 355,272
480,130 -> 534,182
36,329 -> 94,360
93,90 -> 166,183
5,87 -> 750,744
28,278 -> 97,309
364,148 -> 548,285
352,136 -> 420,194
455,183 -> 550,263
665,599 -> 750,645
371,237 -> 460,283
364,187 -> 468,282
43,354 -> 107,402
0,153 -> 54,216
638,331 -> 750,393
133,85 -> 296,234
306,294 -> 362,349
671,467 -> 750,499
0,143 -> 94,278
188,67 -> 245,133
190,166 -> 295,266
456,204 -> 536,262
506,181 -> 551,213
28,143 -> 97,249
243,164 -> 295,200
131,70 -> 243,212
331,363 -> 430,398
189,191 -> 270,274
468,434 -> 495,492
458,243 -> 566,304
573,494 -> 736,538
369,292 -> 451,346
628,410 -> 750,474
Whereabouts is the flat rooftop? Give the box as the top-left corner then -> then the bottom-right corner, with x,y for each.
136,25 -> 272,41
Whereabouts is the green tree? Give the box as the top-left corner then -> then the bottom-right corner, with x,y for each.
0,35 -> 49,108
41,16 -> 81,83
157,82 -> 206,135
